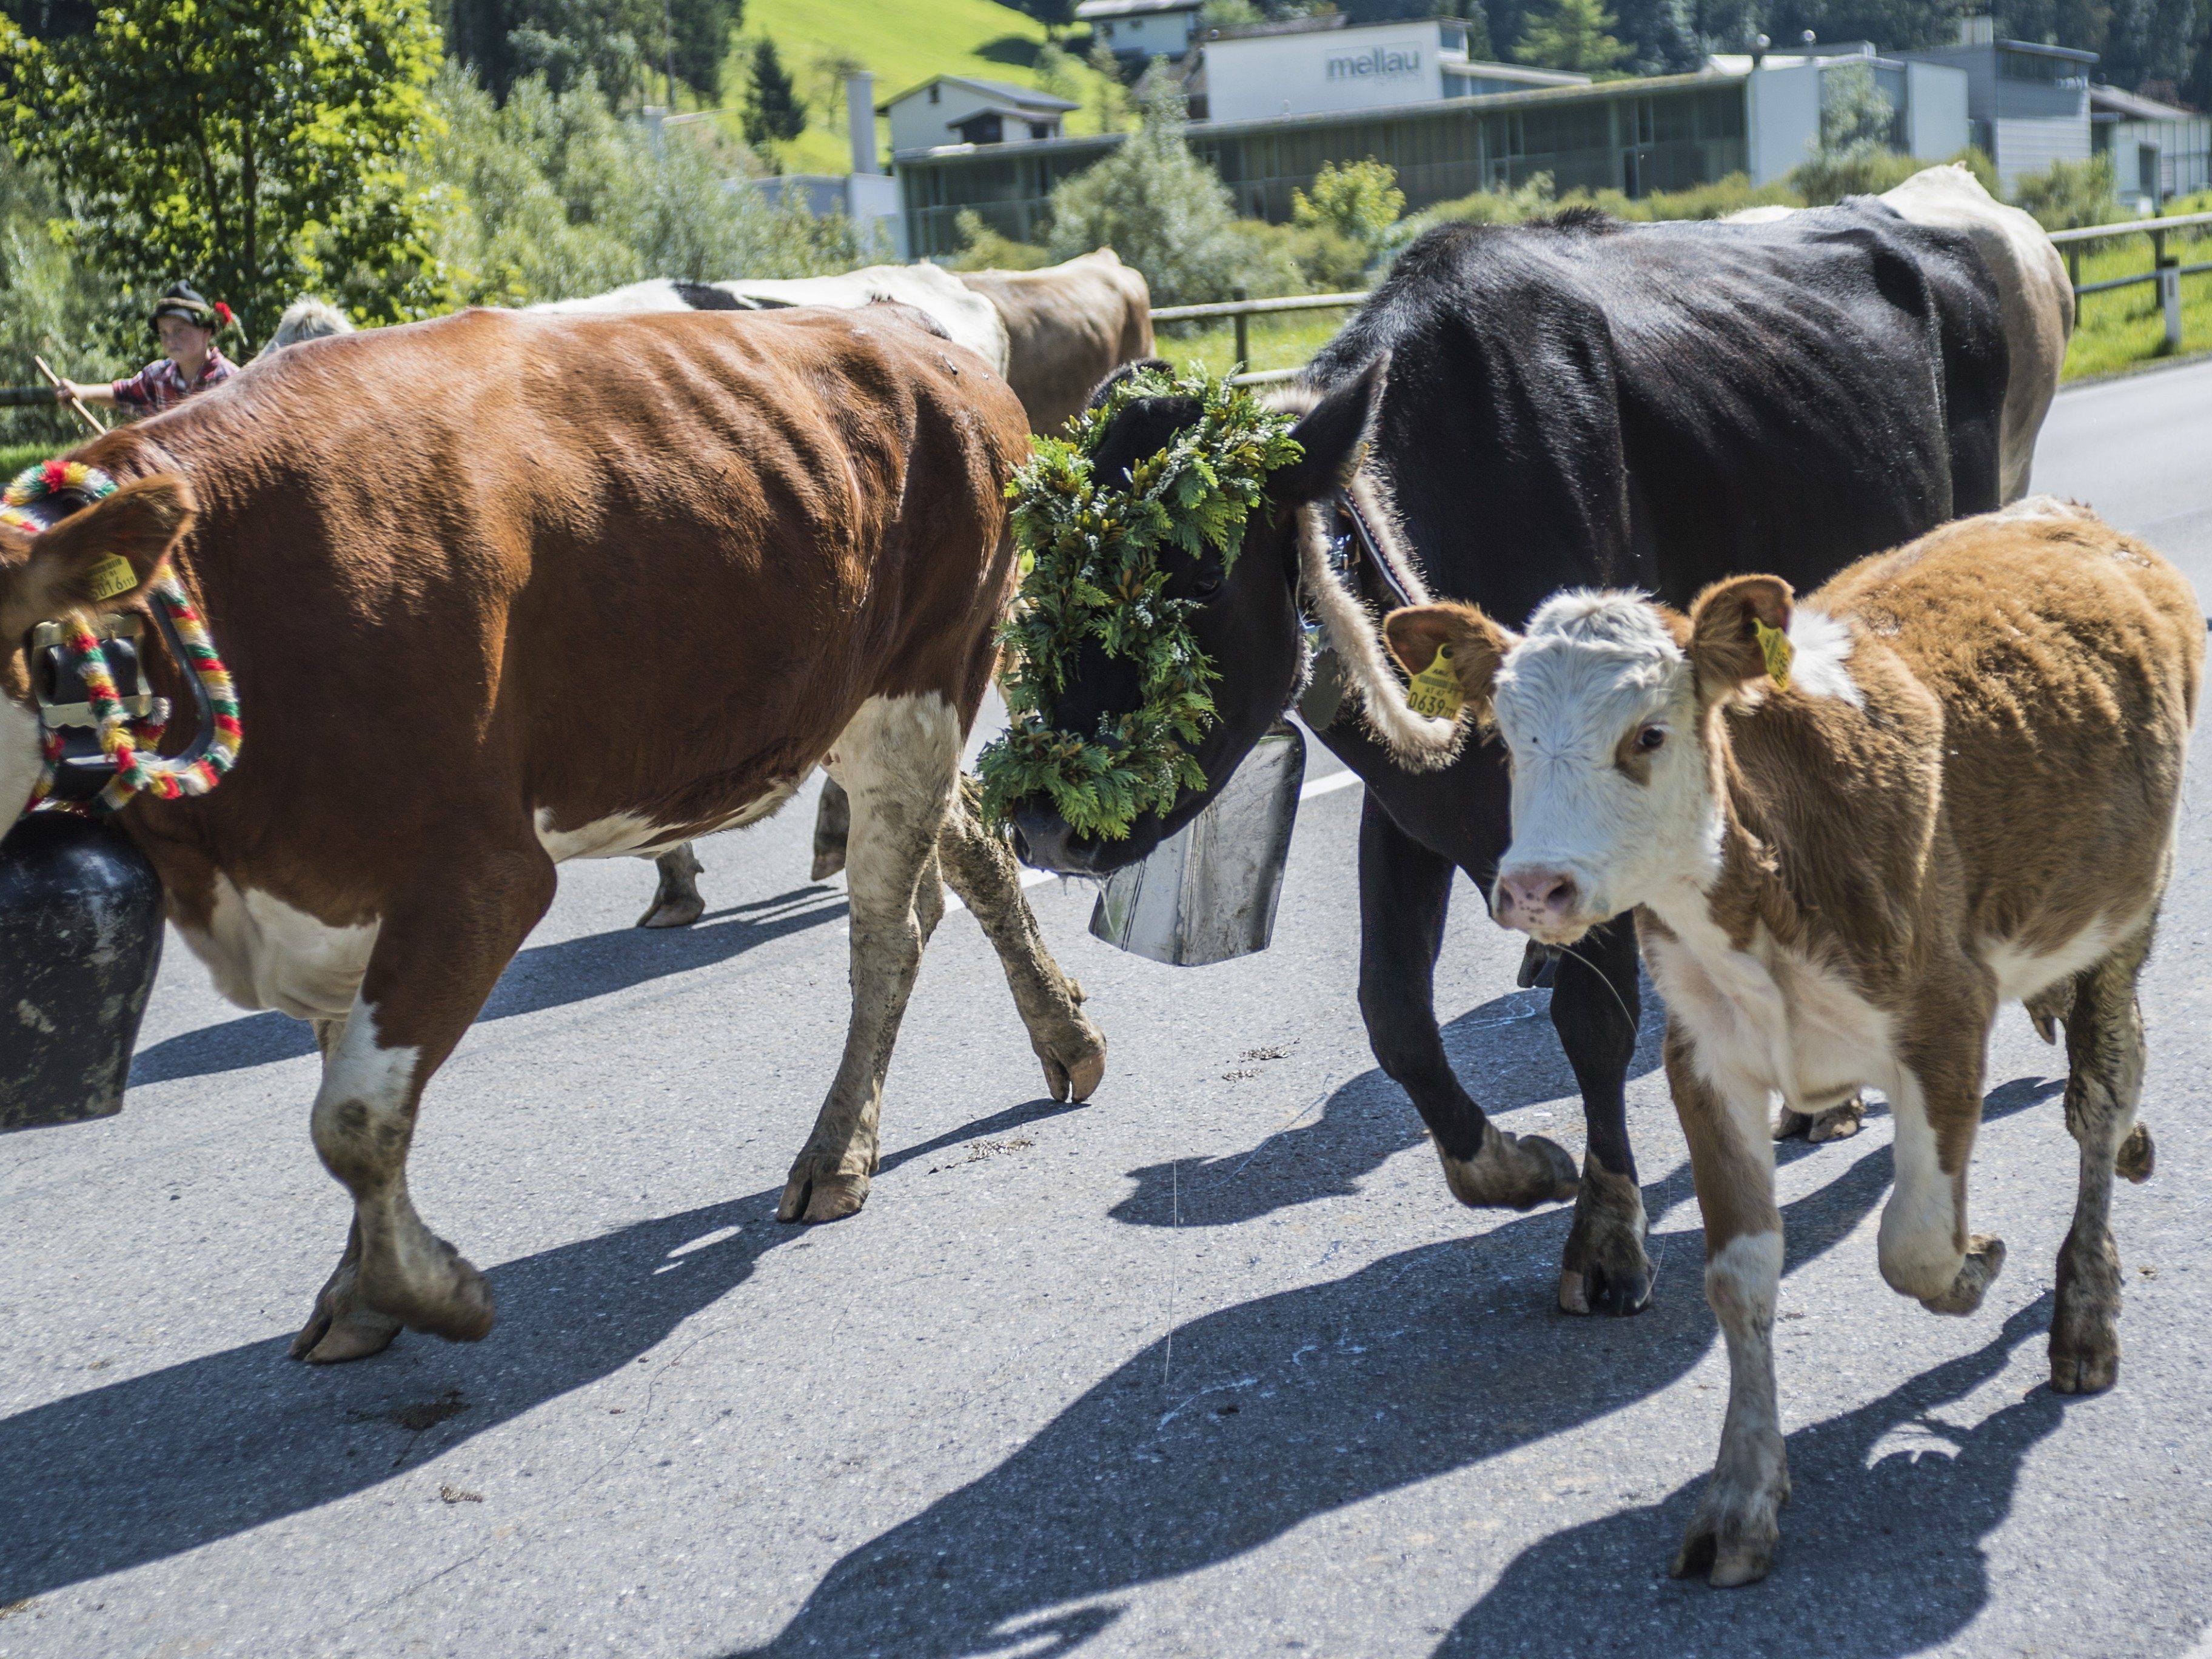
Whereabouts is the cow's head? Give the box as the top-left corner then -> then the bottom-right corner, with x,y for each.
1382,576 -> 1798,942
1007,359 -> 1395,873
1,475 -> 195,819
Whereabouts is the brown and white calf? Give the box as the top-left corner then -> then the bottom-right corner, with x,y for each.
1384,499 -> 2200,1585
0,303 -> 1104,1362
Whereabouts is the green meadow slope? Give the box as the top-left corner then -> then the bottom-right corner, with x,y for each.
728,0 -> 1113,175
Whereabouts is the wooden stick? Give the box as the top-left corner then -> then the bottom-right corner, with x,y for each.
34,355 -> 108,437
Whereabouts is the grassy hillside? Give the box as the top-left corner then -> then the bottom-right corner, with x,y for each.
728,0 -> 1114,176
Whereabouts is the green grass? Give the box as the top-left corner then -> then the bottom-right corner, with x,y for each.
0,438 -> 65,477
2060,193 -> 2212,381
729,0 -> 1114,176
1161,308 -> 1362,381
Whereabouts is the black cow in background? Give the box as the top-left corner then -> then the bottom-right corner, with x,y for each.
1012,193 -> 2044,1317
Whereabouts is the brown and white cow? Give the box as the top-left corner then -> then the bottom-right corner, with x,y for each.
0,303 -> 1105,1362
1383,498 -> 2200,1584
954,249 -> 1156,435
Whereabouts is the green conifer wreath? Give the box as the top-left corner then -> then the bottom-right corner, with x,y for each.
976,366 -> 1303,841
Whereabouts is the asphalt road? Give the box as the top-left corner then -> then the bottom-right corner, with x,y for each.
5,360 -> 2212,1659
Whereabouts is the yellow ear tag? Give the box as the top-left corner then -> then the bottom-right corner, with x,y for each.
1407,644 -> 1465,721
86,554 -> 138,603
1754,618 -> 1793,689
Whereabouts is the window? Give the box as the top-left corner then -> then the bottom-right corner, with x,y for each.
1999,49 -> 2086,88
929,84 -> 940,103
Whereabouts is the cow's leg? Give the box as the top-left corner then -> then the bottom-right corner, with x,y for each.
636,842 -> 705,929
292,840 -> 557,1362
1552,915 -> 1652,1315
813,776 -> 851,882
2051,923 -> 2154,1394
937,773 -> 1107,1104
1880,1023 -> 2005,1318
777,694 -> 959,1225
1356,797 -> 1577,1210
1664,1023 -> 1789,1588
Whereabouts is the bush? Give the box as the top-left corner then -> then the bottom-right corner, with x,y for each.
1561,172 -> 1800,220
1382,172 -> 1558,259
947,209 -> 1054,271
1292,158 -> 1406,252
1045,76 -> 1255,304
1791,146 -> 1995,206
2013,153 -> 2119,230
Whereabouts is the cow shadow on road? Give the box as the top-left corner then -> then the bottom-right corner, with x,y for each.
1439,1293 -> 2063,1659
0,1088 -> 1068,1609
129,885 -> 851,1087
1110,985 -> 1666,1230
723,1080 -> 2063,1659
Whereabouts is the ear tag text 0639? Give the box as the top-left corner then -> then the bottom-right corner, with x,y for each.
86,555 -> 138,603
1754,618 -> 1793,690
1407,645 -> 1464,721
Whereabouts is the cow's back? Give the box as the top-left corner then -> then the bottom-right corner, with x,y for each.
92,306 -> 1031,917
1816,503 -> 2202,951
959,250 -> 1156,434
1308,203 -> 2007,626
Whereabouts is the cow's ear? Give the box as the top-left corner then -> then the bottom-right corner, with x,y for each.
1384,601 -> 1514,719
0,475 -> 194,639
1269,355 -> 1387,506
1086,357 -> 1174,411
1687,574 -> 1794,700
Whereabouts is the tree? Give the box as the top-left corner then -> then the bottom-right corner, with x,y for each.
443,0 -> 740,107
1085,38 -> 1131,133
1292,158 -> 1406,249
1046,76 -> 1248,303
0,0 -> 446,346
742,38 -> 806,152
1034,39 -> 1079,104
1817,58 -> 1895,154
1513,0 -> 1634,71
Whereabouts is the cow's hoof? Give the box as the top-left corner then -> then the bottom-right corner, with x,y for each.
1558,1160 -> 1651,1316
2116,1122 -> 2154,1183
637,893 -> 705,930
2025,981 -> 2071,1045
1919,1233 -> 2005,1316
1671,1463 -> 1786,1588
1773,1095 -> 1865,1143
291,1271 -> 404,1364
1438,1125 -> 1578,1211
2050,1228 -> 2122,1393
1037,1007 -> 1108,1102
777,1161 -> 871,1224
369,1240 -> 497,1344
2049,1341 -> 2119,1395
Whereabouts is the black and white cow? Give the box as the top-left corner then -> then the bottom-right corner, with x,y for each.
1009,180 -> 2067,1317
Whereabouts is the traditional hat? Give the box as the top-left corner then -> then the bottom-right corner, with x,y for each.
149,282 -> 235,337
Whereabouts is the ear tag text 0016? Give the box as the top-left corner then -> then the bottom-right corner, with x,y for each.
1754,618 -> 1793,690
1407,645 -> 1464,721
86,555 -> 137,603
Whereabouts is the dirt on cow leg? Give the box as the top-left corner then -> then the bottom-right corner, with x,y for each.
1436,1121 -> 1578,1210
636,843 -> 705,929
1558,1158 -> 1652,1315
293,843 -> 556,1362
813,776 -> 851,882
936,774 -> 1106,1104
2051,922 -> 2153,1394
778,695 -> 960,1226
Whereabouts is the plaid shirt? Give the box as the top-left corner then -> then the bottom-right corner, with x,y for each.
111,347 -> 235,412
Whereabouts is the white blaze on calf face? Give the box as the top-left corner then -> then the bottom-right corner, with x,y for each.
1488,591 -> 1716,940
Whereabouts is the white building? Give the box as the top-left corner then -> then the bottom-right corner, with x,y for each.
1189,16 -> 1586,126
1076,0 -> 1204,64
2092,82 -> 2212,207
1897,17 -> 2097,195
879,75 -> 1079,158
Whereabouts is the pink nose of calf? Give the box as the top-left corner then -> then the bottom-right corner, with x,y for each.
1494,867 -> 1580,932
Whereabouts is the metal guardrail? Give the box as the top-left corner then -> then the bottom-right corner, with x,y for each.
1157,207 -> 2212,380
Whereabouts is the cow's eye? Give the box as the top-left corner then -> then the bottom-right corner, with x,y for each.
1193,573 -> 1222,598
1637,725 -> 1666,752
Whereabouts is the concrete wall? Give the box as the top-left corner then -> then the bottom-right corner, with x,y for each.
1204,21 -> 1448,124
1746,62 -> 1822,184
1905,61 -> 1969,158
